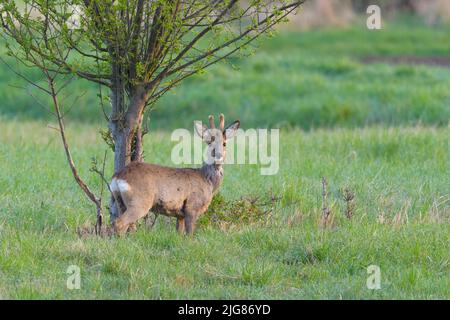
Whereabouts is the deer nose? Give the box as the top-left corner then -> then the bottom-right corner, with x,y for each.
215,154 -> 224,163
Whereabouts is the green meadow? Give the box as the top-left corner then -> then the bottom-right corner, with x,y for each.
0,19 -> 449,299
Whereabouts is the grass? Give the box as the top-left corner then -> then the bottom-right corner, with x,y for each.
0,18 -> 449,299
1,19 -> 450,129
0,120 -> 448,299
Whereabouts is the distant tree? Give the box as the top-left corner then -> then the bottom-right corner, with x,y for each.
351,0 -> 415,12
1,0 -> 304,222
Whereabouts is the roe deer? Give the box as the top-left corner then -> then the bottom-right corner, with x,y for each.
110,114 -> 240,235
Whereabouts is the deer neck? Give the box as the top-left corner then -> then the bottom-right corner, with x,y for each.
200,163 -> 224,193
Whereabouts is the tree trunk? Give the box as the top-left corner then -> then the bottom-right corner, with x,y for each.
108,82 -> 148,222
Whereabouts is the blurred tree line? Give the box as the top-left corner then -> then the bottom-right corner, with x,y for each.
283,0 -> 450,29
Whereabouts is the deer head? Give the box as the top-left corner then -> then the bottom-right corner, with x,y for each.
194,113 -> 240,165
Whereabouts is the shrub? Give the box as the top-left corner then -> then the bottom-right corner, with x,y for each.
197,192 -> 280,229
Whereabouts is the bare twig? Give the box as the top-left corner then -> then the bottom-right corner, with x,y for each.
321,177 -> 331,227
0,56 -> 52,95
89,150 -> 109,233
44,70 -> 103,235
343,187 -> 355,220
90,153 -> 125,219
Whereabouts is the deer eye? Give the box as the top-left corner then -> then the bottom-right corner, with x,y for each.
223,142 -> 226,147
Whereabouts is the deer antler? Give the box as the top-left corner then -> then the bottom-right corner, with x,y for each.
208,115 -> 215,129
219,113 -> 225,131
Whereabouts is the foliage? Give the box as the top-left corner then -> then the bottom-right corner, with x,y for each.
198,192 -> 279,228
0,0 -> 304,105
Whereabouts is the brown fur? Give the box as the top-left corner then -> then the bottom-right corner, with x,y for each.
111,115 -> 240,235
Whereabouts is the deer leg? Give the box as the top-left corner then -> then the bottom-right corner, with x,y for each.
184,213 -> 198,236
128,223 -> 138,233
176,217 -> 185,234
113,205 -> 149,236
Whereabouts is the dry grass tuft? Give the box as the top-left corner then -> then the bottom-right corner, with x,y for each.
320,177 -> 333,228
342,187 -> 355,220
76,224 -> 114,238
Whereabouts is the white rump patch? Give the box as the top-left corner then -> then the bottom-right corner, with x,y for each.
110,178 -> 131,193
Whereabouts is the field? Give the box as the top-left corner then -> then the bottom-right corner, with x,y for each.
0,19 -> 449,299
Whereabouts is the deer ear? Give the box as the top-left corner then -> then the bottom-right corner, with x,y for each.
224,120 -> 240,139
194,121 -> 209,140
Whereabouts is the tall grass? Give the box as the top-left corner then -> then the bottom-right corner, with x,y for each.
0,119 -> 448,299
